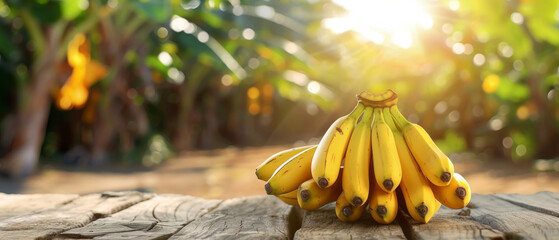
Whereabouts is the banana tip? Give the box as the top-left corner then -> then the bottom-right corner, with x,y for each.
441,172 -> 451,183
317,177 -> 329,188
342,206 -> 353,217
455,187 -> 466,200
264,183 -> 272,195
300,190 -> 311,201
416,203 -> 428,218
383,179 -> 394,191
376,206 -> 387,217
352,197 -> 363,207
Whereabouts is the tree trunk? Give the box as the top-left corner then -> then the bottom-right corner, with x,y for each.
0,29 -> 60,178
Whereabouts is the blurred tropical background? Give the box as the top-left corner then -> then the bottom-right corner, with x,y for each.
1,0 -> 559,197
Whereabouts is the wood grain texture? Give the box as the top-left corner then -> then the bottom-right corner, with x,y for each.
0,193 -> 78,221
294,203 -> 406,240
169,196 -> 294,240
0,192 -> 558,239
397,206 -> 504,240
60,194 -> 222,240
0,191 -> 151,240
468,193 -> 559,239
494,191 -> 559,217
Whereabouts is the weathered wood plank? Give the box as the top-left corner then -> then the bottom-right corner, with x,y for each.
59,194 -> 222,240
294,203 -> 406,240
494,191 -> 559,217
169,196 -> 294,240
397,205 -> 504,240
0,193 -> 79,221
0,191 -> 151,240
468,193 -> 559,239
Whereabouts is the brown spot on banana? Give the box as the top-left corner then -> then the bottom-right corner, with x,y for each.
336,127 -> 343,135
356,112 -> 364,124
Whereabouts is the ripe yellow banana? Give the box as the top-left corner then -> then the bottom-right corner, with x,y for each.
368,176 -> 398,224
384,108 -> 439,223
265,146 -> 317,195
431,173 -> 471,209
256,145 -> 314,181
335,191 -> 366,222
342,106 -> 374,207
371,108 -> 402,192
312,103 -> 365,188
276,189 -> 299,206
390,105 -> 454,186
297,177 -> 342,210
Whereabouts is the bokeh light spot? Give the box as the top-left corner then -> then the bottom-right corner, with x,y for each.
516,105 -> 530,120
511,12 -> 524,24
516,144 -> 527,157
157,27 -> 168,39
307,81 -> 321,94
242,28 -> 255,40
158,51 -> 173,66
248,103 -> 260,115
197,31 -> 209,43
502,137 -> 513,149
482,74 -> 500,93
247,87 -> 260,99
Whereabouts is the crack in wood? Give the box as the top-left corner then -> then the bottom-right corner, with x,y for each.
493,193 -> 559,218
287,205 -> 304,240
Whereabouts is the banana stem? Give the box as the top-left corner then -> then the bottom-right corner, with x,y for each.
349,102 -> 366,119
357,89 -> 398,108
389,105 -> 410,130
372,108 -> 384,125
383,108 -> 398,132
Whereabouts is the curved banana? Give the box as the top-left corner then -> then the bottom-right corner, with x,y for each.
265,146 -> 317,195
311,103 -> 364,188
276,189 -> 299,206
384,108 -> 439,223
431,173 -> 471,209
342,106 -> 374,207
297,177 -> 342,210
335,191 -> 366,222
371,108 -> 402,192
368,176 -> 398,224
390,105 -> 454,186
256,145 -> 314,181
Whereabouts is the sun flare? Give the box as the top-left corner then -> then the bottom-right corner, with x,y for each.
324,0 -> 434,49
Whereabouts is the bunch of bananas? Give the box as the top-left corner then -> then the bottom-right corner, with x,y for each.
255,90 -> 471,224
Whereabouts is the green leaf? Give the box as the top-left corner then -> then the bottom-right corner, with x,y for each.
60,0 -> 83,20
0,26 -> 15,57
495,77 -> 530,103
201,11 -> 223,28
520,0 -> 559,45
29,0 -> 61,23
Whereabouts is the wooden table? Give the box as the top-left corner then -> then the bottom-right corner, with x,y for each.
0,191 -> 558,239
